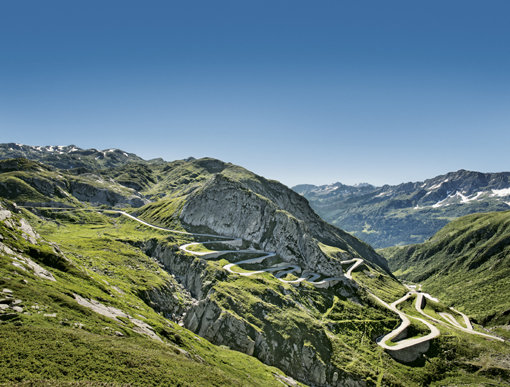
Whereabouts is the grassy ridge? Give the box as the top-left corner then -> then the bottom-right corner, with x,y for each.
381,210 -> 510,325
0,205 -> 290,386
1,152 -> 510,385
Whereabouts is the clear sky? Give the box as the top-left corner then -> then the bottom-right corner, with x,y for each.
1,1 -> 509,187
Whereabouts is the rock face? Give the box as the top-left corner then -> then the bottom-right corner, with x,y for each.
68,180 -> 147,207
141,238 -> 366,387
0,158 -> 148,208
180,174 -> 387,276
387,341 -> 430,363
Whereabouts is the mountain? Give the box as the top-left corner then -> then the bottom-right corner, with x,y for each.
293,170 -> 510,248
0,143 -> 147,170
380,210 -> 510,327
0,158 -> 148,208
135,157 -> 388,276
1,143 -> 509,386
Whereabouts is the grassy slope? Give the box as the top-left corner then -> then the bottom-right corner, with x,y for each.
1,157 -> 510,385
0,205 -> 290,386
381,210 -> 510,325
7,205 -> 505,386
0,158 -> 140,207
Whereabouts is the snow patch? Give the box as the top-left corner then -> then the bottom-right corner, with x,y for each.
457,192 -> 469,203
492,188 -> 510,197
468,191 -> 485,201
432,190 -> 488,208
432,197 -> 449,208
375,191 -> 391,198
319,185 -> 339,194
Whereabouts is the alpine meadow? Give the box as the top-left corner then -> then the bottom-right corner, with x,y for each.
2,1 -> 510,386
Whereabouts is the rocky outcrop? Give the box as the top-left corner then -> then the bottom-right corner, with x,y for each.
183,295 -> 365,387
141,238 -> 365,387
69,180 -> 147,207
139,279 -> 193,321
142,239 -> 223,300
180,174 -> 387,277
0,159 -> 148,208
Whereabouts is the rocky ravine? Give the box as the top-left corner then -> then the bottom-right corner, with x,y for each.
141,237 -> 364,387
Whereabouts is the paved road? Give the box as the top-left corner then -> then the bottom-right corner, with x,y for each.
371,292 -> 440,351
109,210 -> 350,285
102,210 -> 506,348
113,211 -> 233,239
341,258 -> 364,280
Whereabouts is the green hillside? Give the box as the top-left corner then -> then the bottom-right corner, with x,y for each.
1,148 -> 510,386
0,200 -> 291,386
381,210 -> 510,326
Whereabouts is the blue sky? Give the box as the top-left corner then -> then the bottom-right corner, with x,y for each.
1,1 -> 509,187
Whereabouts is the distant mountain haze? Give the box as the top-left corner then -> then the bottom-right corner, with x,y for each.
294,170 -> 510,248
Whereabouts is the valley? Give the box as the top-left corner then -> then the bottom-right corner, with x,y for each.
1,144 -> 509,386
4,2 -> 510,386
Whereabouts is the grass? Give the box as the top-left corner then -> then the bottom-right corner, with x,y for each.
0,325 -> 286,386
351,265 -> 406,304
1,155 -> 510,386
318,242 -> 347,260
0,205 -> 291,386
184,243 -> 218,253
383,210 -> 510,325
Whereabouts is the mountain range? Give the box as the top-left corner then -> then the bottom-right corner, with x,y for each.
293,170 -> 510,248
0,143 -> 509,386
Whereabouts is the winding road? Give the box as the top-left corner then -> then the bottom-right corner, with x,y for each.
96,210 -> 510,352
372,292 -> 440,351
58,209 -> 505,352
180,236 -> 345,285
110,210 -> 505,350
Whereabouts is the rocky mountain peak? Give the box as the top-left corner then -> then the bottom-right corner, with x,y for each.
178,166 -> 388,275
294,169 -> 510,247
